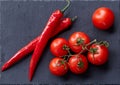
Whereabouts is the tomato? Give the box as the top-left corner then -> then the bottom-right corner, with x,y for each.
92,7 -> 114,30
49,57 -> 69,76
68,32 -> 90,53
50,38 -> 69,57
68,55 -> 88,74
87,44 -> 108,65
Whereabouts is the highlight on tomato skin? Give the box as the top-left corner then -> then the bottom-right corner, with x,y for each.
49,57 -> 69,76
50,38 -> 70,57
68,32 -> 90,53
92,7 -> 114,30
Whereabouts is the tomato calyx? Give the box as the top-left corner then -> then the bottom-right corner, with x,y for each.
89,48 -> 98,54
62,44 -> 71,55
58,60 -> 68,70
57,60 -> 65,66
56,60 -> 67,70
77,58 -> 84,68
63,44 -> 70,50
76,38 -> 84,45
63,44 -> 73,56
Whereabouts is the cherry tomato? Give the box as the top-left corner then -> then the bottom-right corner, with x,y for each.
68,32 -> 90,53
92,7 -> 114,30
49,57 -> 69,76
50,38 -> 69,57
68,55 -> 88,74
87,43 -> 108,65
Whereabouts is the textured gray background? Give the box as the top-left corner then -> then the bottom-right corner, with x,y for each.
0,0 -> 120,84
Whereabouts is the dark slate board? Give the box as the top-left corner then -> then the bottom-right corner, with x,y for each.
0,0 -> 120,84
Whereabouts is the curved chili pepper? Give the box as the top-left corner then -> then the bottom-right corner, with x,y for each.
1,16 -> 77,72
1,0 -> 71,72
29,0 -> 71,81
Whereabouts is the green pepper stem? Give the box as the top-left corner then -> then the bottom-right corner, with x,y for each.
71,16 -> 77,22
61,0 -> 70,13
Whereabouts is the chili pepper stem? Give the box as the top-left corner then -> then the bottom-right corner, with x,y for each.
61,0 -> 70,13
71,16 -> 78,22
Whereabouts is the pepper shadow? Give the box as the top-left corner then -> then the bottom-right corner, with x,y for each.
60,65 -> 92,81
90,49 -> 113,73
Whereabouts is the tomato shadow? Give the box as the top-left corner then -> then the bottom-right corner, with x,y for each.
96,49 -> 115,72
78,61 -> 110,80
90,50 -> 111,72
98,48 -> 116,71
59,60 -> 110,81
77,68 -> 92,79
59,71 -> 71,81
103,24 -> 116,34
93,61 -> 110,73
60,67 -> 92,81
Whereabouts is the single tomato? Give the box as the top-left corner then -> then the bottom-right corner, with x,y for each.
50,38 -> 69,57
49,57 -> 69,76
68,32 -> 90,53
87,43 -> 108,65
92,7 -> 114,30
68,55 -> 88,74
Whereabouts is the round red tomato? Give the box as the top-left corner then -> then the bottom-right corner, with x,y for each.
68,55 -> 88,74
87,44 -> 108,65
50,38 -> 69,57
49,57 -> 69,76
92,7 -> 114,30
68,32 -> 90,53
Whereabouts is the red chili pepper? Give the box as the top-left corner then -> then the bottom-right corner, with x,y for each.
29,0 -> 71,81
1,16 -> 77,72
1,0 -> 71,73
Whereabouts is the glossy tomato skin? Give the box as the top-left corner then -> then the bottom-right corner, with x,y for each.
68,55 -> 88,74
50,38 -> 69,57
69,32 -> 90,53
49,57 -> 69,76
87,44 -> 108,65
92,7 -> 114,30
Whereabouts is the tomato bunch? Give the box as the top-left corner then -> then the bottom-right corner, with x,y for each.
49,32 -> 109,76
49,6 -> 114,76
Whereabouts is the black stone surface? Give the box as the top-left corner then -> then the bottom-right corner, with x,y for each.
0,0 -> 120,84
